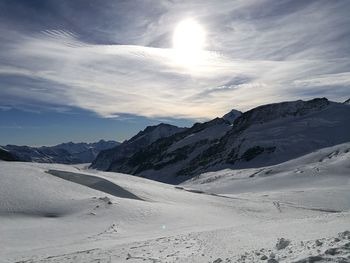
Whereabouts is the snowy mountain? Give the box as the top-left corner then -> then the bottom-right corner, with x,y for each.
101,117 -> 233,182
344,98 -> 350,104
90,123 -> 185,170
1,142 -> 350,262
1,140 -> 119,164
92,98 -> 350,183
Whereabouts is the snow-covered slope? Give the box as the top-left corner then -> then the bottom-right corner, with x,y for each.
184,142 -> 350,211
1,142 -> 350,262
91,123 -> 186,170
2,140 -> 119,164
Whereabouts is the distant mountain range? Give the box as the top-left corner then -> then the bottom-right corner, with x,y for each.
91,98 -> 350,183
1,140 -> 119,164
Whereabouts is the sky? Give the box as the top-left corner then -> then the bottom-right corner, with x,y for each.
0,0 -> 349,145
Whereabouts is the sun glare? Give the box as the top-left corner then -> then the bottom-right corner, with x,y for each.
172,19 -> 206,66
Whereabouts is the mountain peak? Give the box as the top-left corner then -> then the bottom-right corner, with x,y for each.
134,123 -> 182,140
344,98 -> 350,104
222,109 -> 242,124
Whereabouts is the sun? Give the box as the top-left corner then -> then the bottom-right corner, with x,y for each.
172,19 -> 206,66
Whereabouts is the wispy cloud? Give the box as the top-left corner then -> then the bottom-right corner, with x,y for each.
0,0 -> 349,119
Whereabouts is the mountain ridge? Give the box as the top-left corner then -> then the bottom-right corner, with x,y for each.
91,97 -> 350,184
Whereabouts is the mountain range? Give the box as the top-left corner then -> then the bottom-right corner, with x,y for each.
91,97 -> 350,183
3,97 -> 349,183
1,140 -> 119,164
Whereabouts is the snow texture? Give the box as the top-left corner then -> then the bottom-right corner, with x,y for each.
1,141 -> 350,262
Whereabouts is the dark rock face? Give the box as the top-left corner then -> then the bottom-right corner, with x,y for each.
0,147 -> 19,161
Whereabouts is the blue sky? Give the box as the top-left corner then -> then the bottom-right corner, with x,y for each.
0,0 -> 349,145
0,107 -> 193,146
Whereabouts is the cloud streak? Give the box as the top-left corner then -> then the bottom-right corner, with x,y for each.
0,0 -> 349,119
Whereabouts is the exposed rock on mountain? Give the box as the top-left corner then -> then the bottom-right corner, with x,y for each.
90,123 -> 185,170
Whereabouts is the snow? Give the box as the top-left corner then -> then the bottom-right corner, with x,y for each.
1,142 -> 350,262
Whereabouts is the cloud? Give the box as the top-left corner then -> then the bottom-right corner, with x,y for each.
0,0 -> 349,119
293,73 -> 350,88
